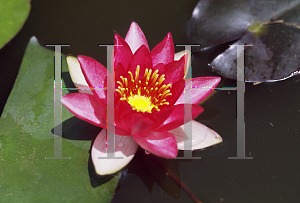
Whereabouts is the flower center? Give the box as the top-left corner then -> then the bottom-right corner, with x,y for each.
116,65 -> 172,113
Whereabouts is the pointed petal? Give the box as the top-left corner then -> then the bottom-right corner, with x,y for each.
127,45 -> 152,80
125,22 -> 149,53
169,120 -> 222,150
153,104 -> 204,132
167,79 -> 185,106
174,50 -> 191,79
61,93 -> 106,128
114,34 -> 133,70
132,131 -> 178,158
91,129 -> 138,175
66,56 -> 92,94
151,32 -> 175,66
77,55 -> 107,101
163,56 -> 185,85
175,77 -> 221,105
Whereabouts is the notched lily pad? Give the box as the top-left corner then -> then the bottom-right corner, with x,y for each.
189,0 -> 300,82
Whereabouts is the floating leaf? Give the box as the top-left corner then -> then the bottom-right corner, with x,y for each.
0,0 -> 31,49
189,0 -> 300,82
211,22 -> 300,82
0,37 -> 118,202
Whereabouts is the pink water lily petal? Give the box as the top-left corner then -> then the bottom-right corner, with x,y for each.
132,131 -> 178,158
175,77 -> 221,105
91,129 -> 138,175
153,104 -> 204,132
113,101 -> 132,135
127,45 -> 152,80
114,34 -> 133,70
152,63 -> 166,75
163,56 -> 185,85
77,55 -> 107,102
66,56 -> 92,94
61,93 -> 106,128
121,112 -> 155,136
115,100 -> 134,122
105,70 -> 114,105
174,50 -> 191,79
151,32 -> 175,66
148,106 -> 175,129
167,79 -> 185,106
114,63 -> 127,101
169,120 -> 222,150
125,22 -> 149,53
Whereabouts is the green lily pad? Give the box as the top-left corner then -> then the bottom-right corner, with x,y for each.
0,0 -> 31,49
0,37 -> 118,202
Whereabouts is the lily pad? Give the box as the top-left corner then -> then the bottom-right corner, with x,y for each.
0,0 -> 31,49
211,22 -> 300,82
189,0 -> 300,82
0,37 -> 118,202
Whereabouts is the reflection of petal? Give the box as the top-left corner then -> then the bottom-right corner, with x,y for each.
66,55 -> 92,94
132,131 -> 178,158
91,129 -> 138,175
174,50 -> 191,79
170,120 -> 222,151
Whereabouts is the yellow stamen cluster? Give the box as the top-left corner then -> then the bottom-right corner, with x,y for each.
116,65 -> 172,113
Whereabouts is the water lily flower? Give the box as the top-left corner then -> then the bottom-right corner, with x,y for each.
62,22 -> 222,175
